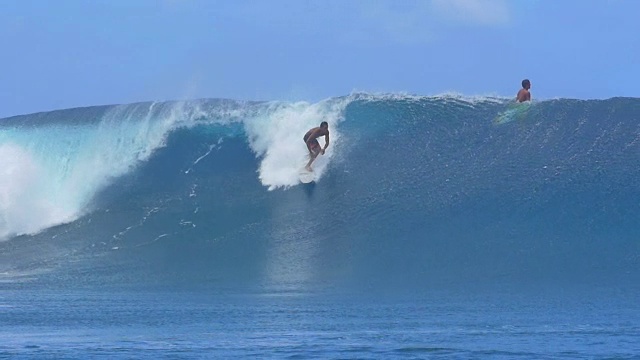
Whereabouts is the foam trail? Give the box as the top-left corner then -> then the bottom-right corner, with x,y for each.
185,139 -> 223,174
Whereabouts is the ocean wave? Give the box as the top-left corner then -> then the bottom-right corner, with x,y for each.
0,94 -> 638,288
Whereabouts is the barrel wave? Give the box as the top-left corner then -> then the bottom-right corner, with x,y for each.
1,95 -> 638,291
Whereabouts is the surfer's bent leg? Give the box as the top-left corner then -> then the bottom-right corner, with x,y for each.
305,141 -> 320,171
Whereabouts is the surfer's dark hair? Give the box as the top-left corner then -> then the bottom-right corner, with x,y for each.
522,79 -> 530,88
320,121 -> 328,127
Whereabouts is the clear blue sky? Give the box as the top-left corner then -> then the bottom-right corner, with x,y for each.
1,0 -> 638,118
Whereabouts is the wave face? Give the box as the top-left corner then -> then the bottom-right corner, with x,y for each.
1,95 -> 638,290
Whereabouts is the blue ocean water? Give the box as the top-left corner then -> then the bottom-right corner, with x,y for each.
1,95 -> 639,358
1,288 -> 639,359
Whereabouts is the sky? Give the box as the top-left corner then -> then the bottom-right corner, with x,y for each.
0,0 -> 638,118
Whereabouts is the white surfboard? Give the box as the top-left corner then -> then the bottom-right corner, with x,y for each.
298,168 -> 315,184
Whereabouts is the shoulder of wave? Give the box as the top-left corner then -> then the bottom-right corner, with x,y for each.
343,91 -> 512,105
540,96 -> 638,103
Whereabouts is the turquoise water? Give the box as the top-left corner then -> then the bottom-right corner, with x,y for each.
0,95 -> 639,357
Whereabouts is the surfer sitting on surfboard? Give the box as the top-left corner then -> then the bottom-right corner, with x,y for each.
303,121 -> 330,171
516,79 -> 531,103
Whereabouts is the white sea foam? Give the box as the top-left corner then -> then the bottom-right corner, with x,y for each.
243,99 -> 347,190
0,143 -> 73,239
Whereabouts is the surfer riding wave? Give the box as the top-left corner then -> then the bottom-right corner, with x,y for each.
303,121 -> 329,171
